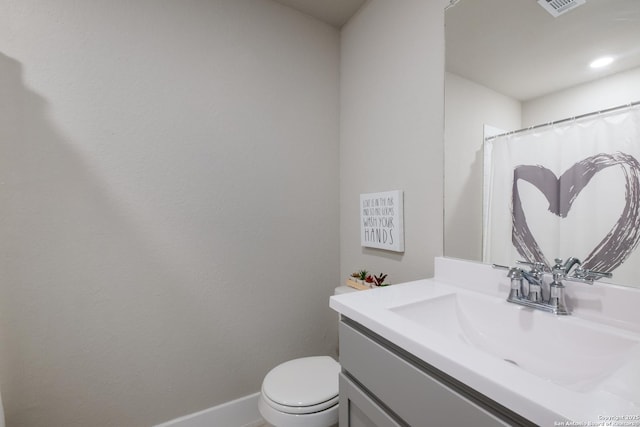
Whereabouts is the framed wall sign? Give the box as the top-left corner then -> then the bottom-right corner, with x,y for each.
360,190 -> 404,252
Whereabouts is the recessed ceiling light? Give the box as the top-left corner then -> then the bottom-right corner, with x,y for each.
590,56 -> 614,69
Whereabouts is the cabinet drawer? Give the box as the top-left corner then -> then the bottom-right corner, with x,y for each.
339,373 -> 404,427
339,319 -> 513,427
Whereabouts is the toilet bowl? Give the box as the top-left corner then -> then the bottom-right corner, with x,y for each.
258,286 -> 356,427
258,356 -> 340,427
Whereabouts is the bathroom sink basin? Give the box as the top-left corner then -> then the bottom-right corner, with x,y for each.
390,291 -> 640,392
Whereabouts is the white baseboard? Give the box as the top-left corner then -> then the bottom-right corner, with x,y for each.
154,392 -> 262,427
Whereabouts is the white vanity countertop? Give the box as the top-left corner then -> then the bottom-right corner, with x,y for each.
330,257 -> 640,426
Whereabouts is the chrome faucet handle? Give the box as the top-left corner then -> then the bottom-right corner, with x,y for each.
507,267 -> 525,300
515,261 -> 546,302
546,257 -> 581,314
492,264 -> 526,300
552,257 -> 582,276
494,262 -> 544,301
515,260 -> 548,273
492,264 -> 525,277
568,266 -> 613,284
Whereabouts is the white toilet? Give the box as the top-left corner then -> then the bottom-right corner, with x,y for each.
258,286 -> 356,427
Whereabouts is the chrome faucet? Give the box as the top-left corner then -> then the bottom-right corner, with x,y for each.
522,262 -> 544,303
505,261 -> 544,302
547,258 -> 581,314
494,258 -> 612,315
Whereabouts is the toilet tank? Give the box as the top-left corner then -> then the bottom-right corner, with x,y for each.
334,286 -> 357,296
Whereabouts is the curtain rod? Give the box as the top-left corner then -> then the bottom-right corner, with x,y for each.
484,100 -> 640,141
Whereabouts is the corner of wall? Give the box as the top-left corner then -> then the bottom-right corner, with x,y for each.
339,0 -> 445,284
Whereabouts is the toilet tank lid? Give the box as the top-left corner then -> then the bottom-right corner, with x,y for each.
262,356 -> 340,407
334,286 -> 357,295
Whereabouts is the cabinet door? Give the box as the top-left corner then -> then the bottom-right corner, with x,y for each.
340,320 -> 515,427
339,373 -> 405,427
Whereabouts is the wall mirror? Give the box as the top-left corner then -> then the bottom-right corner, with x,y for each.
444,0 -> 640,286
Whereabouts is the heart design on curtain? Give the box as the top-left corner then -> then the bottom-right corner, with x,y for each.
512,152 -> 640,272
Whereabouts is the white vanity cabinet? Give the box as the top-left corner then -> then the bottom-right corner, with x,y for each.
338,318 -> 533,427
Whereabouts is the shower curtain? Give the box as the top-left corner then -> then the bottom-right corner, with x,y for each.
483,105 -> 640,285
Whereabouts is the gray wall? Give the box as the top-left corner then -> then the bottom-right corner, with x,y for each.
523,66 -> 640,126
0,0 -> 451,425
444,72 -> 521,261
340,0 -> 446,284
0,0 -> 339,425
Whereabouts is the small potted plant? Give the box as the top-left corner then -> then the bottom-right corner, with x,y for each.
357,269 -> 368,284
347,269 -> 372,290
364,275 -> 375,287
373,273 -> 389,287
346,269 -> 391,290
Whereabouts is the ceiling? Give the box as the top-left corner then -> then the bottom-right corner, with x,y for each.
273,0 -> 366,28
273,0 -> 640,101
446,0 -> 640,101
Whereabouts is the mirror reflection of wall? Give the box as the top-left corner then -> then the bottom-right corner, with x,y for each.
444,0 -> 640,285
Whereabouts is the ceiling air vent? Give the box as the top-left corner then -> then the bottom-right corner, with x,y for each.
537,0 -> 586,17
